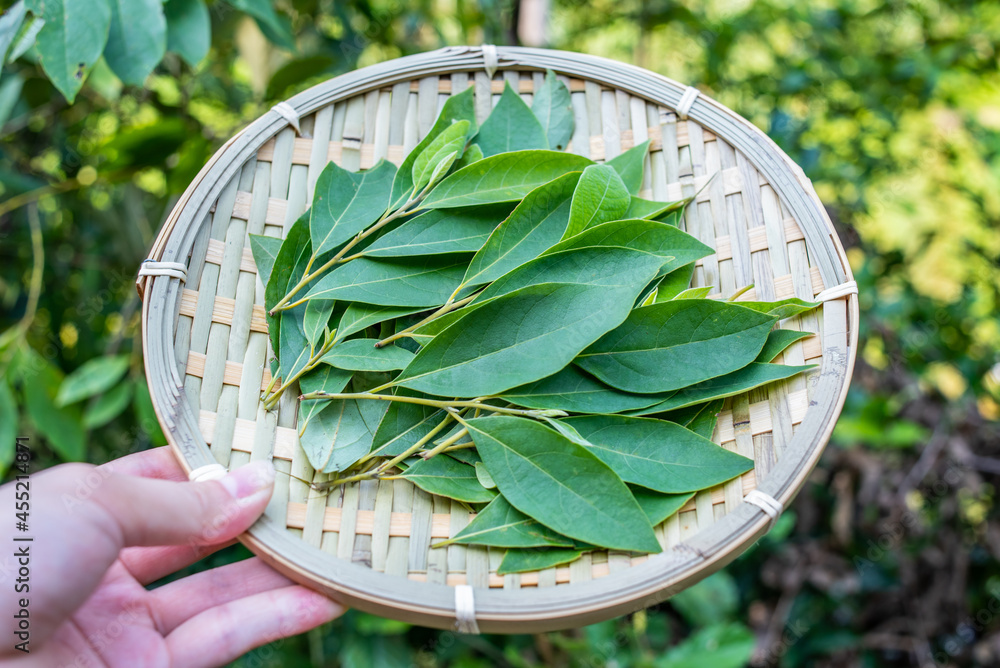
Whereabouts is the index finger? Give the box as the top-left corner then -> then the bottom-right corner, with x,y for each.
98,445 -> 188,482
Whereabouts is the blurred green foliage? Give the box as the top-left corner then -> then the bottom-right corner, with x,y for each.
1,0 -> 998,665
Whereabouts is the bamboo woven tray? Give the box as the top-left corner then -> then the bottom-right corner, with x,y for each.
138,46 -> 858,633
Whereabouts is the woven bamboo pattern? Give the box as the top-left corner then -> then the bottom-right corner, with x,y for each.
140,47 -> 857,633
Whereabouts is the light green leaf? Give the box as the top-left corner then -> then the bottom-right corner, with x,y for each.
164,0 -> 210,66
82,381 -> 133,430
56,354 -> 130,406
361,204 -> 512,258
435,495 -> 573,549
474,461 -> 496,489
401,454 -> 496,503
631,487 -> 694,525
248,233 -> 282,286
412,119 -> 470,192
653,262 -> 696,303
565,415 -> 754,493
311,159 -> 396,257
28,0 -> 111,103
369,396 -> 443,458
460,171 -> 580,288
467,416 -> 661,553
319,338 -> 414,372
673,286 -> 712,300
391,87 -> 476,207
497,548 -> 586,575
0,382 -> 17,470
0,2 -> 26,63
501,366 -> 666,414
0,74 -> 24,128
655,624 -> 755,668
453,143 -> 483,170
625,195 -> 688,221
7,11 -> 42,63
300,397 -> 378,473
732,297 -> 822,320
475,82 -> 548,157
422,150 -> 593,209
334,303 -> 425,344
563,164 -> 630,238
577,300 -> 777,393
302,299 -> 335,349
757,329 -> 813,362
298,365 -> 353,434
531,69 -> 574,151
396,278 -> 657,398
104,0 -> 166,86
303,256 -> 467,307
606,140 -> 650,194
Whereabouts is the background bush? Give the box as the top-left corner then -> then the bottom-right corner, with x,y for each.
1,0 -> 998,665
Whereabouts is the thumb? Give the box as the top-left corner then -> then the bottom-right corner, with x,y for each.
73,459 -> 276,548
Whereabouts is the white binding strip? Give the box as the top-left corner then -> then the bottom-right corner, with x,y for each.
271,101 -> 301,135
815,280 -> 858,302
454,584 -> 480,634
482,44 -> 499,79
138,260 -> 187,282
744,489 -> 783,529
188,463 -> 228,482
675,86 -> 700,120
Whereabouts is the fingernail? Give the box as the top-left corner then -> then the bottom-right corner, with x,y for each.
219,460 -> 276,500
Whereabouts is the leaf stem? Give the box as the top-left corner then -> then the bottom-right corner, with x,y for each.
374,291 -> 481,348
727,283 -> 755,301
419,427 -> 469,460
297,391 -> 566,419
374,412 -> 456,473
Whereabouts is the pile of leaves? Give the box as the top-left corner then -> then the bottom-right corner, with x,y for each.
252,73 -> 820,574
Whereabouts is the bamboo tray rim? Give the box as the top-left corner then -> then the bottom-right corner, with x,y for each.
140,46 -> 858,632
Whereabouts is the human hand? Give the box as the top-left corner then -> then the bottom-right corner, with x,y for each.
0,447 -> 344,667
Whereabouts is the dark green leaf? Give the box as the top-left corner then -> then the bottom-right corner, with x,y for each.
401,454 -> 496,503
24,377 -> 85,461
733,297 -> 822,320
369,396 -> 443,458
436,495 -> 573,549
577,300 -> 777,393
0,382 -> 17,470
300,397 -> 378,473
362,205 -> 511,258
653,262 -> 696,302
475,82 -> 548,157
501,366 -> 666,414
460,171 -> 580,287
226,0 -> 294,50
670,572 -> 740,627
497,548 -> 586,575
564,164 -> 631,238
104,0 -> 166,86
606,140 -> 650,194
655,624 -> 754,668
264,211 -> 311,354
164,0 -> 210,67
28,0 -> 112,102
82,381 -> 133,429
56,354 -> 130,406
311,158 -> 396,257
631,487 -> 694,525
248,233 -> 282,286
335,303 -> 425,344
412,119 -> 470,192
304,256 -> 467,307
564,414 -> 754,493
278,308 -> 311,382
298,365 -> 353,434
758,329 -> 813,362
467,416 -> 661,553
319,338 -> 414,372
531,69 -> 574,151
422,150 -> 593,209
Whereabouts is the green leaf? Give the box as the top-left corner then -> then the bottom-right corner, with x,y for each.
302,299 -> 335,349
467,416 -> 661,553
264,211 -> 311,355
653,262 -> 696,303
56,354 -> 130,406
577,300 -> 777,393
319,338 -> 414,372
625,196 -> 688,221
334,303 -> 425,344
311,159 -> 396,257
501,366 -> 666,414
606,140 -> 650,194
0,2 -> 27,64
299,397 -> 379,473
475,82 -> 548,157
248,233 -> 282,286
401,454 -> 496,503
460,171 -> 580,288
23,367 -> 85,461
7,12 -> 42,64
164,0 -> 210,67
28,0 -> 112,103
396,278 -> 657,398
225,0 -> 294,50
632,488 -> 694,526
733,297 -> 822,320
672,286 -> 712,300
0,382 -> 17,471
422,150 -> 593,209
82,381 -> 133,429
497,547 -> 586,575
629,363 -> 815,415
757,329 -> 813,363
0,73 -> 24,128
655,624 -> 754,668
564,415 -> 754,493
453,143 -> 483,170
391,87 -> 476,207
361,205 -> 512,258
474,461 -> 496,489
436,495 -> 573,549
531,69 -> 574,151
278,308 -> 312,382
104,0 -> 166,86
303,256 -> 468,307
412,119 -> 470,192
563,164 -> 630,238
369,396 -> 443,458
670,572 -> 740,627
298,365 -> 353,434
660,399 -> 724,440
132,379 -> 166,446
